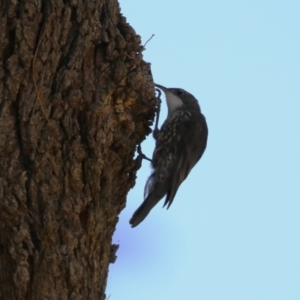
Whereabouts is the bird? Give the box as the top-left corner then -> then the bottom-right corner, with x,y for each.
129,84 -> 208,227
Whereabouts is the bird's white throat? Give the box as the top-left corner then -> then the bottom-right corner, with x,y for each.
165,92 -> 183,115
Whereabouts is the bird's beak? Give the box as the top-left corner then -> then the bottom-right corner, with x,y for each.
155,84 -> 168,93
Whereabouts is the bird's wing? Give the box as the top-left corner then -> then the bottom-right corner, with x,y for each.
164,113 -> 208,208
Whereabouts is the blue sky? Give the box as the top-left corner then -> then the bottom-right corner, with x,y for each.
107,1 -> 300,299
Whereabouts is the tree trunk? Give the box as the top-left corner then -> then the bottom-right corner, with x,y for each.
0,1 -> 156,299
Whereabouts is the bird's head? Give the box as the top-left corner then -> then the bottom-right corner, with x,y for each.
155,84 -> 201,116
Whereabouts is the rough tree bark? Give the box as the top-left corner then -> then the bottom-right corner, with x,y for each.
0,0 -> 156,299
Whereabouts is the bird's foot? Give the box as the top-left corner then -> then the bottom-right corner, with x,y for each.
153,88 -> 162,138
136,144 -> 152,162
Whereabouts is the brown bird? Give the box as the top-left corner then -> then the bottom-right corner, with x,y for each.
130,84 -> 208,227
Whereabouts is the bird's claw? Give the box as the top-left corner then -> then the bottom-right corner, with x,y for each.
154,88 -> 162,138
136,144 -> 152,162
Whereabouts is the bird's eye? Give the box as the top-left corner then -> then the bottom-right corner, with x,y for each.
176,90 -> 184,96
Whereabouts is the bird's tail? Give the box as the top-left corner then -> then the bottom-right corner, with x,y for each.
130,172 -> 169,227
129,195 -> 157,227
